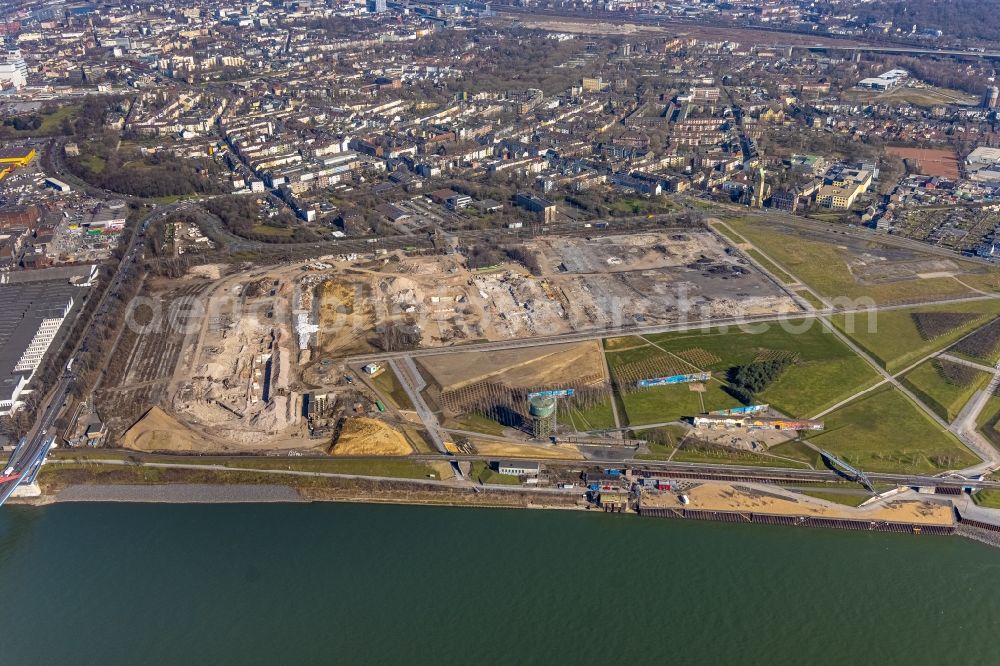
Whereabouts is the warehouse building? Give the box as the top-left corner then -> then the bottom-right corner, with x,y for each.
0,280 -> 77,415
497,461 -> 540,477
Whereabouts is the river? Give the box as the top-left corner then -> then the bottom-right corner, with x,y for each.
1,502 -> 998,664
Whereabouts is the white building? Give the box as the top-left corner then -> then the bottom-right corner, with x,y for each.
0,49 -> 28,90
857,69 -> 908,92
0,283 -> 75,416
497,461 -> 540,476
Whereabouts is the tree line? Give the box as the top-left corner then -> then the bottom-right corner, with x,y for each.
726,358 -> 793,405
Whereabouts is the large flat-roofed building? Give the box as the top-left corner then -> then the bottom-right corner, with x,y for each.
514,192 -> 556,223
0,50 -> 27,90
0,280 -> 77,415
817,167 -> 872,209
497,461 -> 540,476
857,69 -> 908,92
0,146 -> 37,168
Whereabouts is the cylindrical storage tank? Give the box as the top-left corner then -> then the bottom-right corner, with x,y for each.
528,395 -> 556,418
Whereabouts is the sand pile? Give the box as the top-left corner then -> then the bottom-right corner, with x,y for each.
329,418 -> 412,456
122,407 -> 203,453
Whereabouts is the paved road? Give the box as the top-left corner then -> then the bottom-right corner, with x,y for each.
388,357 -> 449,456
0,378 -> 67,502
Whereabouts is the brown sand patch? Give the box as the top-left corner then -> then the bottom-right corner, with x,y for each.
330,418 -> 413,456
886,147 -> 960,180
469,439 -> 585,460
122,407 -> 203,453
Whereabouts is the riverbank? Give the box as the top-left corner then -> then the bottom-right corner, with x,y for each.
19,464 -> 589,511
19,461 -> 1000,548
54,483 -> 306,504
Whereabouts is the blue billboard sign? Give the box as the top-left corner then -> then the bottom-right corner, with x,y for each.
527,389 -> 575,399
637,372 -> 711,388
710,404 -> 769,416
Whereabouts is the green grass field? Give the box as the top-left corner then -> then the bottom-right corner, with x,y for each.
746,248 -> 795,283
713,223 -> 747,245
220,458 -> 438,479
470,461 -> 521,485
250,224 -> 295,237
796,290 -> 825,309
637,428 -> 815,468
4,104 -> 78,137
973,490 -> 1000,509
725,218 -> 981,303
370,368 -> 414,410
615,382 -> 713,426
832,300 -> 1000,372
603,335 -> 648,351
900,359 -> 989,423
446,412 -> 509,437
640,321 -> 880,417
561,400 -> 618,431
80,153 -> 107,174
804,386 -> 978,473
975,394 -> 1000,448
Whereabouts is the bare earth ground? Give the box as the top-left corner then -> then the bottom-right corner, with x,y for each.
418,341 -> 606,391
641,482 -> 953,525
330,418 -> 413,456
99,229 -> 796,454
886,147 -> 961,180
466,439 -> 586,460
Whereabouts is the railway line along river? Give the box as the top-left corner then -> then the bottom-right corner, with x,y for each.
1,502 -> 998,664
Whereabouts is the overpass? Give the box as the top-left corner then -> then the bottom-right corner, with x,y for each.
0,434 -> 55,506
0,361 -> 78,507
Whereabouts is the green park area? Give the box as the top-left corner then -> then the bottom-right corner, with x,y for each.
900,358 -> 989,423
636,426 -> 818,468
1,104 -> 78,137
804,386 -> 978,474
624,321 -> 879,419
976,394 -> 1000,449
470,461 -> 520,485
559,400 -> 617,431
832,300 -> 1000,372
603,339 -> 738,425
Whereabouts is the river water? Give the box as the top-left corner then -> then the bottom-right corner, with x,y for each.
1,502 -> 997,665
